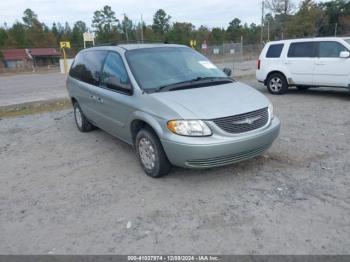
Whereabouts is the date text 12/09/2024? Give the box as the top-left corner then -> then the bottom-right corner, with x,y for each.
127,255 -> 220,261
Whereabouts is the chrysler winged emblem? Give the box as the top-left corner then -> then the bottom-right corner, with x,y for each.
232,116 -> 261,125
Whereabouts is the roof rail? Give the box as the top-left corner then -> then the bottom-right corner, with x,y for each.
95,42 -> 119,47
95,40 -> 172,47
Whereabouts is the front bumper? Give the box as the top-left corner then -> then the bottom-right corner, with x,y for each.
161,117 -> 280,168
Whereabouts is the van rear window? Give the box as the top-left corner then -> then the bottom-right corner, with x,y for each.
69,50 -> 107,86
266,44 -> 284,58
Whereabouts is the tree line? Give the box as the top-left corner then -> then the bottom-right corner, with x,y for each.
0,0 -> 349,52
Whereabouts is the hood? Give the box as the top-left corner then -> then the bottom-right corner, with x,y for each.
150,81 -> 270,119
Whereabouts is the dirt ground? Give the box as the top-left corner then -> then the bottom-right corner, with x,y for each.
0,79 -> 350,254
0,72 -> 66,107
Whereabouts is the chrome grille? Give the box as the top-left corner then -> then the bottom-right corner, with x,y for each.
213,107 -> 269,134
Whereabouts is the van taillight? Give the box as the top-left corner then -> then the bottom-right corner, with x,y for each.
257,59 -> 261,70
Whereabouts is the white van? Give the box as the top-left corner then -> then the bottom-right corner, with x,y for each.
256,37 -> 350,94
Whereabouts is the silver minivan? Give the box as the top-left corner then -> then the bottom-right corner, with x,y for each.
67,44 -> 280,177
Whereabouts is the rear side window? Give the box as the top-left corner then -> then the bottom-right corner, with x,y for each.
266,44 -> 284,58
69,51 -> 107,85
319,41 -> 348,57
288,42 -> 316,58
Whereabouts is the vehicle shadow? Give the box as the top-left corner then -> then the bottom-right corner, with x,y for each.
258,85 -> 350,101
287,87 -> 350,99
167,153 -> 274,180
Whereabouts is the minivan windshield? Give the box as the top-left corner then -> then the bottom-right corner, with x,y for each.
126,47 -> 228,91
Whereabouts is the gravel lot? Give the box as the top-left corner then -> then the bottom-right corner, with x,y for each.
0,79 -> 350,254
0,72 -> 66,107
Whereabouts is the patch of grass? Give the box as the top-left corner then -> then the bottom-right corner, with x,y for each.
0,98 -> 72,118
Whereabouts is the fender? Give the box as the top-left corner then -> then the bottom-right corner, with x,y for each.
265,65 -> 292,85
127,110 -> 166,140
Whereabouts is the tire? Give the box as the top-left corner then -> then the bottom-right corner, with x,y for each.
73,102 -> 94,132
297,86 -> 310,90
266,73 -> 288,95
135,128 -> 172,178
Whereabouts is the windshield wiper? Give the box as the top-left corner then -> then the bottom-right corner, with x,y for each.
153,76 -> 233,93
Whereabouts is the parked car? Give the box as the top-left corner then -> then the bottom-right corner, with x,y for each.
256,37 -> 350,94
67,44 -> 280,177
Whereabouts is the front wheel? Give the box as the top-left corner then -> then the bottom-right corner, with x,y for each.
135,128 -> 172,178
266,73 -> 288,95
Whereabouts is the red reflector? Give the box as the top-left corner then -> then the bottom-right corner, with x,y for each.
257,60 -> 261,70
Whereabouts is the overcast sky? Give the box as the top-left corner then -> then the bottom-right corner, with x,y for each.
1,0 -> 308,29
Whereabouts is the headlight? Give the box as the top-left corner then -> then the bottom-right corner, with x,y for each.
268,103 -> 274,119
167,120 -> 212,136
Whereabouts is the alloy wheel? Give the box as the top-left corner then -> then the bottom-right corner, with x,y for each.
269,77 -> 283,92
74,106 -> 83,129
138,137 -> 156,170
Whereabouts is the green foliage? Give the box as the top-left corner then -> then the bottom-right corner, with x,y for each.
72,21 -> 87,46
0,27 -> 8,47
92,5 -> 121,43
22,8 -> 38,27
319,0 -> 350,35
1,2 -> 350,50
152,9 -> 171,38
211,28 -> 226,44
121,15 -> 133,41
265,0 -> 294,15
288,0 -> 324,37
227,18 -> 243,41
6,22 -> 27,47
167,22 -> 194,45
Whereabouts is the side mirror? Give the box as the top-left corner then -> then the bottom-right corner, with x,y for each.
340,51 -> 350,58
223,67 -> 232,77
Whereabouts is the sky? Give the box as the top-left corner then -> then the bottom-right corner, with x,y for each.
0,0 -> 307,29
0,0 -> 322,28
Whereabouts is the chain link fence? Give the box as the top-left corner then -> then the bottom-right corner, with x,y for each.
199,42 -> 263,77
1,42 -> 264,76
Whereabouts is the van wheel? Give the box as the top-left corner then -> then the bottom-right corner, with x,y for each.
267,73 -> 288,95
135,128 -> 172,178
73,102 -> 94,132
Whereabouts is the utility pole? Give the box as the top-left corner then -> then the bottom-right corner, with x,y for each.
260,0 -> 265,44
335,23 -> 338,37
123,13 -> 129,42
267,20 -> 270,42
240,35 -> 244,62
140,14 -> 144,43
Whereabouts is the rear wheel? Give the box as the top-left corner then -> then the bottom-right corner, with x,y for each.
135,128 -> 172,178
266,73 -> 288,95
73,102 -> 94,132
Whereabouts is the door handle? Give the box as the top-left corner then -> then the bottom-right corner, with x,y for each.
90,95 -> 103,103
315,61 -> 325,65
